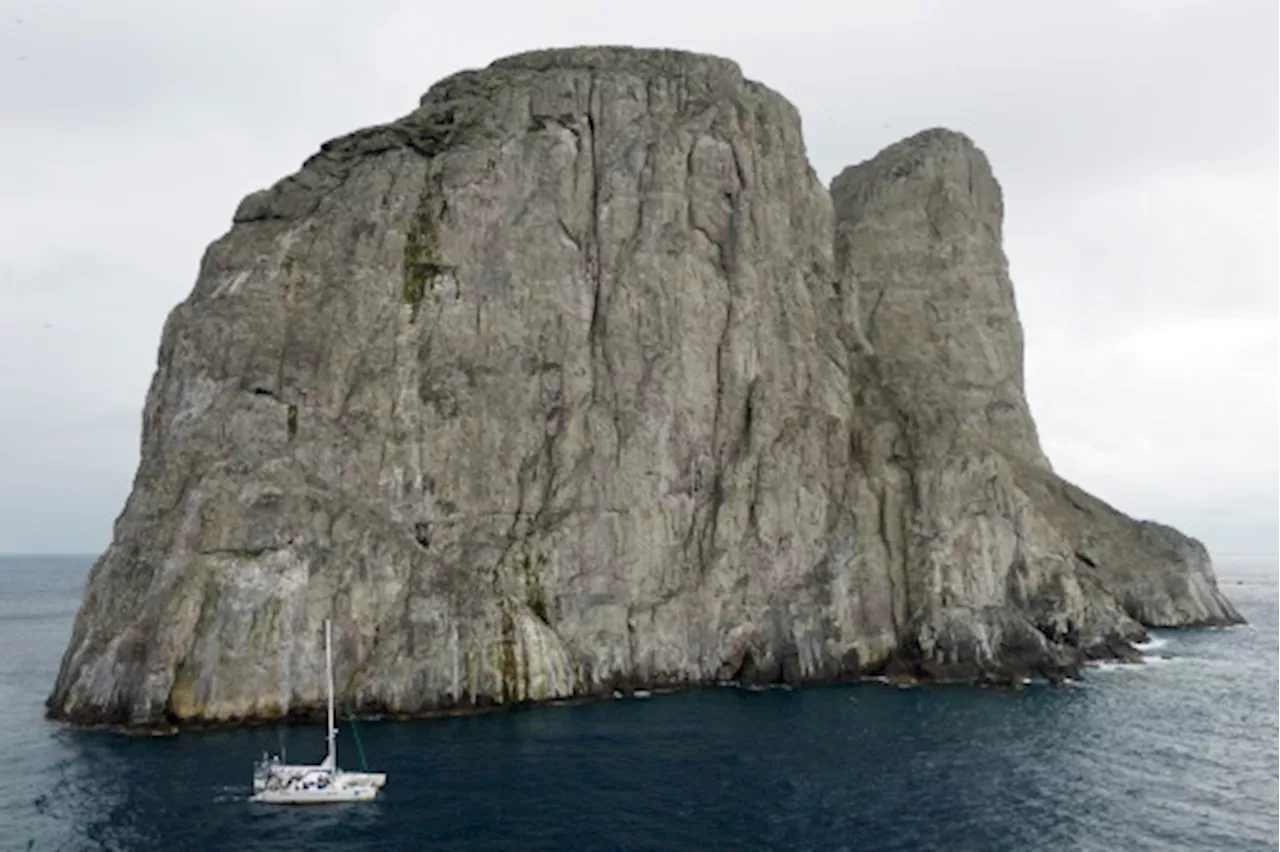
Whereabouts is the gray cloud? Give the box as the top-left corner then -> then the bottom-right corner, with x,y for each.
1,0 -> 1274,558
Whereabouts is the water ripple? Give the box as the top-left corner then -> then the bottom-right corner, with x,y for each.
3,557 -> 1277,851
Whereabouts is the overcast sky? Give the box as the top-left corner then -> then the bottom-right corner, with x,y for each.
1,0 -> 1275,560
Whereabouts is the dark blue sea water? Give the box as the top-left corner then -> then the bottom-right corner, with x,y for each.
2,555 -> 1276,851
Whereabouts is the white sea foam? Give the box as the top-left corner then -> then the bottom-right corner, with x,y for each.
1086,653 -> 1178,672
1133,635 -> 1170,652
1085,661 -> 1139,674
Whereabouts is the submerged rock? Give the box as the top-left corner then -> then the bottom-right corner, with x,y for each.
48,46 -> 1242,729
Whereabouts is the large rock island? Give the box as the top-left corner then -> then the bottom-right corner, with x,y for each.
48,47 -> 1243,729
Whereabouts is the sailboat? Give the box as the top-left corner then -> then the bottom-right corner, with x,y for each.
249,618 -> 387,804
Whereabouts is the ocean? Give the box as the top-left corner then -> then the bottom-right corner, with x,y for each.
1,555 -> 1275,851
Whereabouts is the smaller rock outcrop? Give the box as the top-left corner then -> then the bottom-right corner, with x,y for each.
829,127 -> 1242,682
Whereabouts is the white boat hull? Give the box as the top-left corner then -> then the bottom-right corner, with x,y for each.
341,771 -> 387,788
251,765 -> 386,805
251,784 -> 380,805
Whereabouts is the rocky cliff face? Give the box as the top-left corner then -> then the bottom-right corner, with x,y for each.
48,47 -> 1243,729
827,129 -> 1242,679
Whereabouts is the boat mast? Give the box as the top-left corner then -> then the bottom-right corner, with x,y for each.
325,617 -> 337,770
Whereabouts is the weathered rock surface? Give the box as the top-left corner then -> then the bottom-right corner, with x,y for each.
827,128 -> 1242,682
48,47 -> 1243,729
